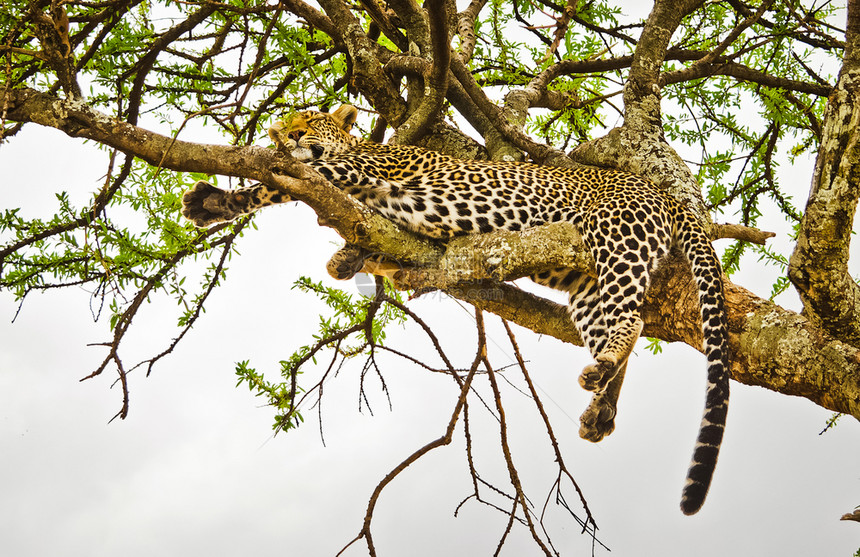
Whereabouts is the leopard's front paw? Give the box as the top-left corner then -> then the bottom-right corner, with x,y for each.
578,355 -> 617,393
326,245 -> 369,280
181,181 -> 234,227
579,393 -> 617,442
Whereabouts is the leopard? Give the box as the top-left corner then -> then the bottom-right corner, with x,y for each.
181,104 -> 730,515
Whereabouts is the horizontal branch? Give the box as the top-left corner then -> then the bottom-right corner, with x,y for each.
5,86 -> 857,420
396,221 -> 595,286
433,254 -> 860,421
520,48 -> 832,102
1,85 -> 426,253
712,223 -> 775,244
661,59 -> 832,96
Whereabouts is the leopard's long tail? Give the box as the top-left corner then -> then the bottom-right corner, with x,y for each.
675,216 -> 730,515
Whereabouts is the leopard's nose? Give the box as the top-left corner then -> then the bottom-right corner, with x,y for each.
288,130 -> 305,141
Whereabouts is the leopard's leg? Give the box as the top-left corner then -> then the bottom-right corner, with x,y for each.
532,269 -> 607,356
532,269 -> 622,441
563,271 -> 628,442
181,181 -> 291,227
579,361 -> 626,442
578,254 -> 649,395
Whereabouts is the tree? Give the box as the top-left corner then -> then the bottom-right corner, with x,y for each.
1,0 -> 858,554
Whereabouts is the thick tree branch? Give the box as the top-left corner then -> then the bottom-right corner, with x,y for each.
393,221 -> 595,288
788,1 -> 860,346
385,0 -> 430,52
456,0 -> 486,63
389,0 -> 450,145
625,0 -> 704,113
317,0 -> 408,126
6,86 -> 857,420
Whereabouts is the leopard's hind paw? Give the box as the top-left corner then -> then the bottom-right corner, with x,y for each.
579,355 -> 619,393
579,393 -> 617,442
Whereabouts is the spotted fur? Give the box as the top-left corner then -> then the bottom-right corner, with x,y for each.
181,105 -> 730,514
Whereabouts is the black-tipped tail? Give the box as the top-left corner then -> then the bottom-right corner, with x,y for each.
680,386 -> 728,514
676,219 -> 731,515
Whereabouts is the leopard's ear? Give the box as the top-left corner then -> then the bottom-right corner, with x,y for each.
331,105 -> 358,132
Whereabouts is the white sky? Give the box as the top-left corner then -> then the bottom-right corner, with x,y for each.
2,2 -> 860,555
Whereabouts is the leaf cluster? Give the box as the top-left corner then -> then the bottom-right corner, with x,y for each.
662,1 -> 839,279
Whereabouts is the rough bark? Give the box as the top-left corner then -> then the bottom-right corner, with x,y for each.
788,0 -> 860,346
387,0 -> 449,146
316,0 -> 408,127
5,85 -> 857,420
568,0 -> 713,228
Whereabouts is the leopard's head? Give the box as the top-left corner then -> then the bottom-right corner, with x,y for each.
268,105 -> 359,161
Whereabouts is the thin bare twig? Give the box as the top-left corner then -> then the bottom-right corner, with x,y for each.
483,349 -> 553,556
502,320 -> 605,548
338,307 -> 487,557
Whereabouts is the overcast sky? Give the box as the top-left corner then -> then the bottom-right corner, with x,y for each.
3,110 -> 859,557
2,3 -> 860,555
